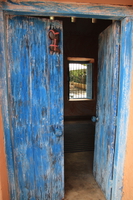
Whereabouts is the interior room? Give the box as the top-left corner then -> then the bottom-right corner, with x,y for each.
57,17 -> 112,199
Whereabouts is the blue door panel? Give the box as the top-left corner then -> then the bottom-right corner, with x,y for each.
49,52 -> 64,199
93,21 -> 120,200
6,15 -> 64,200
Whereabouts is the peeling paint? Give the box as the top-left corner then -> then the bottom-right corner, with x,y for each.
112,18 -> 133,200
1,1 -> 133,20
93,21 -> 120,200
4,15 -> 64,200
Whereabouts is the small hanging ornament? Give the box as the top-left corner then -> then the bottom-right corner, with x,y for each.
48,29 -> 60,54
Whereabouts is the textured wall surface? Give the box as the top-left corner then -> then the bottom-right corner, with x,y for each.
122,57 -> 133,200
0,109 -> 10,200
3,0 -> 133,6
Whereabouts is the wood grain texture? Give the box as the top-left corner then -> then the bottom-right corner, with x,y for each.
0,11 -> 16,200
2,0 -> 133,6
112,18 -> 133,200
48,23 -> 64,200
1,1 -> 133,20
93,21 -> 120,200
6,15 -> 64,200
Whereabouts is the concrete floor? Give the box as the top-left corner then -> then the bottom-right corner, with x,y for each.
64,151 -> 106,200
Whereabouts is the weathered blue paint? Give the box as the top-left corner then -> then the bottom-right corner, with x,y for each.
5,15 -> 64,200
49,30 -> 64,199
0,11 -> 16,200
0,2 -> 133,200
1,1 -> 133,20
93,21 -> 120,200
112,18 -> 133,200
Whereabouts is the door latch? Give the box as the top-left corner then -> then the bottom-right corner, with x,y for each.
91,116 -> 99,123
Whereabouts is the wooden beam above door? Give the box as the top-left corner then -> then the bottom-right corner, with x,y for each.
1,1 -> 133,20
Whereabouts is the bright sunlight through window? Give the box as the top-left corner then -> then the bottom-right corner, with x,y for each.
69,62 -> 93,100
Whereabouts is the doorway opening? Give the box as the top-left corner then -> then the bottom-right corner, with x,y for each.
57,16 -> 112,199
1,2 -> 132,198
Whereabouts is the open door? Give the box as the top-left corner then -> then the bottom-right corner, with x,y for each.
93,21 -> 120,200
6,15 -> 64,200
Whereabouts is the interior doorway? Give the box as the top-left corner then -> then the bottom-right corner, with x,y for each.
58,17 -> 112,199
1,2 -> 133,198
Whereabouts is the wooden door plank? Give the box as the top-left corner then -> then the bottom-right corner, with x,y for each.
93,21 -> 120,200
48,21 -> 64,200
112,18 -> 133,200
28,17 -> 51,199
7,16 -> 36,199
6,15 -> 64,200
1,2 -> 133,19
0,11 -> 15,200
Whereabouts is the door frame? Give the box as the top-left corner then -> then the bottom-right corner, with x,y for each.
0,2 -> 133,200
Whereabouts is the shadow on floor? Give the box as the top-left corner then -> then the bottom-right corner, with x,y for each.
64,151 -> 106,200
64,122 -> 95,153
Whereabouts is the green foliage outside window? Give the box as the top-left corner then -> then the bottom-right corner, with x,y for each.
69,69 -> 86,84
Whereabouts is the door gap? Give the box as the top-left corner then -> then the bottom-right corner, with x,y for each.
61,16 -> 111,199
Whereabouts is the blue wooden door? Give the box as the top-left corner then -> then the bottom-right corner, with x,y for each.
93,21 -> 120,200
6,15 -> 64,200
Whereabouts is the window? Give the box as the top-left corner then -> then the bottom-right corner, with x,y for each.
68,58 -> 94,100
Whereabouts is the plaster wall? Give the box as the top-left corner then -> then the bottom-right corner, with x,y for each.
122,71 -> 133,200
0,108 -> 9,200
5,0 -> 133,6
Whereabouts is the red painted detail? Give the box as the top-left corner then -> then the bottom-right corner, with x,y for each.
48,29 -> 60,53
